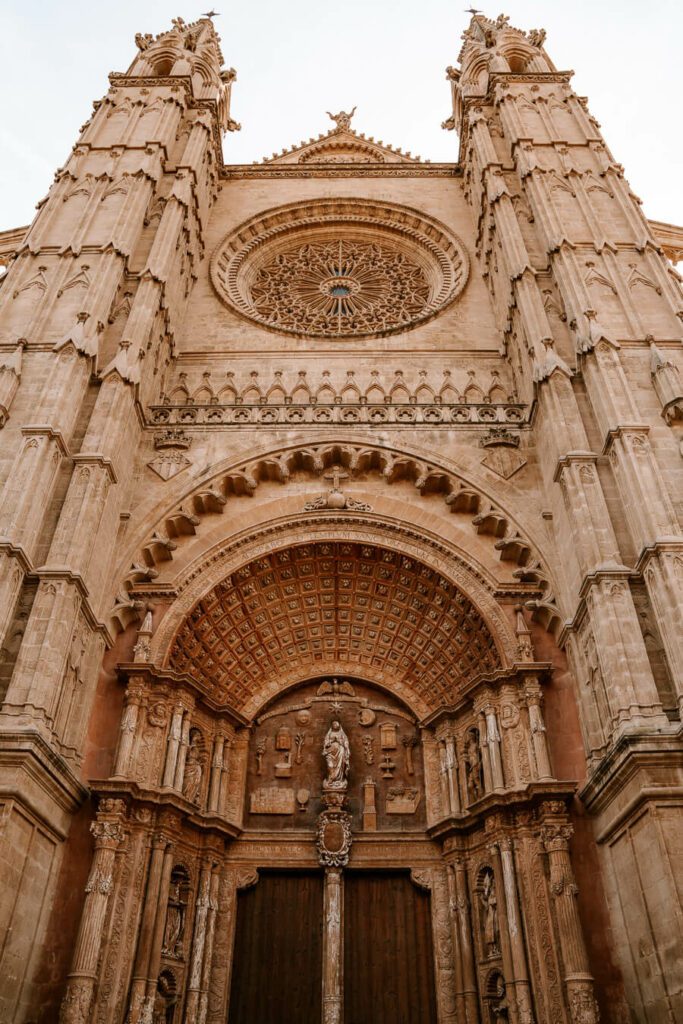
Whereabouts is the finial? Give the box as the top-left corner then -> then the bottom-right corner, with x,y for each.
326,106 -> 357,130
202,9 -> 220,17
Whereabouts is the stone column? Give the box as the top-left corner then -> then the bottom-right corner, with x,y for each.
541,824 -> 599,1024
444,734 -> 461,815
451,858 -> 480,1024
523,680 -> 553,781
197,868 -> 221,1024
113,681 -> 145,778
128,832 -> 170,1022
429,867 -> 458,1024
218,737 -> 232,817
208,734 -> 225,814
173,714 -> 192,791
322,867 -> 343,1024
59,807 -> 125,1024
496,838 -> 534,1024
478,713 -> 493,793
143,842 -> 174,1007
485,706 -> 505,791
186,858 -> 216,1022
439,742 -> 451,815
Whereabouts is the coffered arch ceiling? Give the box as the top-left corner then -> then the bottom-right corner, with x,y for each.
167,541 -> 502,717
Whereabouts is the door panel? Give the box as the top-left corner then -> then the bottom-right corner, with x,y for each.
228,870 -> 324,1024
343,870 -> 437,1024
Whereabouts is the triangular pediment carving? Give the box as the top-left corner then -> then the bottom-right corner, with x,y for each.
261,125 -> 424,166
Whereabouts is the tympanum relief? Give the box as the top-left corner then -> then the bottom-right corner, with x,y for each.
245,678 -> 426,832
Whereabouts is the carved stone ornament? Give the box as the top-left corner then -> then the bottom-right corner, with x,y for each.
147,450 -> 191,481
210,198 -> 469,339
481,446 -> 527,480
316,809 -> 353,867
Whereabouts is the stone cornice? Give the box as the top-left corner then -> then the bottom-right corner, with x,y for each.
220,163 -> 461,180
578,728 -> 683,836
420,663 -> 552,728
0,727 -> 90,838
116,661 -> 248,726
634,538 -> 683,574
427,780 -> 577,842
89,777 -> 242,840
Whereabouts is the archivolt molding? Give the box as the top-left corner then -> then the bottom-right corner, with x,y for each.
113,438 -> 559,635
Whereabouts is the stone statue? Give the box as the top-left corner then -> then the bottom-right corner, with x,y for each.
491,974 -> 509,1021
152,972 -> 177,1024
161,879 -> 185,957
322,720 -> 350,790
481,869 -> 500,956
327,107 -> 356,130
182,731 -> 203,803
465,728 -> 483,801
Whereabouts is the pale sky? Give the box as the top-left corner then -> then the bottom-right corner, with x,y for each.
1,0 -> 681,231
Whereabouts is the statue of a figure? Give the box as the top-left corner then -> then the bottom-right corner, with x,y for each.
481,870 -> 500,956
465,729 -> 483,802
322,720 -> 350,790
182,731 -> 203,803
161,880 -> 185,957
327,107 -> 357,130
491,974 -> 509,1021
152,973 -> 177,1024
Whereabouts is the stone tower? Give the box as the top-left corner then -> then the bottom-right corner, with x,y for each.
0,12 -> 681,1024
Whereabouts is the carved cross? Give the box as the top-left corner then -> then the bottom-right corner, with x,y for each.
323,465 -> 348,490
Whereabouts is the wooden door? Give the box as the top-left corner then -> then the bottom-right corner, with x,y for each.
228,870 -> 324,1024
343,870 -> 437,1024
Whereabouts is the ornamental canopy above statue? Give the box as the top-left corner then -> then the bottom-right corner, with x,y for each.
210,198 -> 469,339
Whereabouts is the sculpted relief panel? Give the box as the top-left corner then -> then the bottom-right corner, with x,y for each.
244,678 -> 426,832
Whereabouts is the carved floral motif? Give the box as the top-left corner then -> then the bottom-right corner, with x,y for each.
250,238 -> 430,337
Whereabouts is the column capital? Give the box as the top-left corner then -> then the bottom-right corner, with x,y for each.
540,822 -> 574,852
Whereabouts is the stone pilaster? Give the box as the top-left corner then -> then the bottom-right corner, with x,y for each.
59,803 -> 126,1024
541,822 -> 599,1024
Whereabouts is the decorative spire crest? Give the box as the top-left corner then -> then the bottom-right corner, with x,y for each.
326,106 -> 357,131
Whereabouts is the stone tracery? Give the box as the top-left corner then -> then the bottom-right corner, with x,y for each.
250,238 -> 431,336
209,198 -> 470,339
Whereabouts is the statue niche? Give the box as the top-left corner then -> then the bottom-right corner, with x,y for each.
465,727 -> 483,803
161,866 -> 190,959
323,720 -> 350,790
486,970 -> 509,1023
152,969 -> 178,1024
479,867 -> 500,958
182,728 -> 205,804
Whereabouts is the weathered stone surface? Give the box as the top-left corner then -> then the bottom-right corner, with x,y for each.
0,10 -> 681,1024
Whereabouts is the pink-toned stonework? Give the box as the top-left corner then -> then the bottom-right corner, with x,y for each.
0,12 -> 682,1024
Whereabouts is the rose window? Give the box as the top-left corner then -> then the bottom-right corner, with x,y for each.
210,199 -> 470,340
250,239 -> 431,336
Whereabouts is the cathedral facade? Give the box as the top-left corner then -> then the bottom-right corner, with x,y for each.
0,12 -> 682,1024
